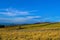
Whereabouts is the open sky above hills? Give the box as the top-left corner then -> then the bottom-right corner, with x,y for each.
0,0 -> 60,24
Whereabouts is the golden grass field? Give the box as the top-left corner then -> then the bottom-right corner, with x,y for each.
0,22 -> 60,40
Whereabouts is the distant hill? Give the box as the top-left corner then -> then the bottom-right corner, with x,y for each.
0,22 -> 60,30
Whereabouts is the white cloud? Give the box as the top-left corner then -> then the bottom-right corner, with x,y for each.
26,16 -> 41,19
0,8 -> 30,16
0,8 -> 41,23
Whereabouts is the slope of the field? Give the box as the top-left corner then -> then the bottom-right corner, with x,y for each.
0,23 -> 60,40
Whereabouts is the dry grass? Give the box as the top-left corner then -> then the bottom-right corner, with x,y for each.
0,30 -> 60,40
0,23 -> 60,40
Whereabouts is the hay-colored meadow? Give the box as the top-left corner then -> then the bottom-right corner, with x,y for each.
0,23 -> 60,40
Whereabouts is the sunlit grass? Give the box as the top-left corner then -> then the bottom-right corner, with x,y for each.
0,22 -> 60,40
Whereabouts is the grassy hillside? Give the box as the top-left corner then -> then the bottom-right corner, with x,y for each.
0,22 -> 60,40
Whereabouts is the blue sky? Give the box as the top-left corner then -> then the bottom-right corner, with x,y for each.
0,0 -> 60,24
